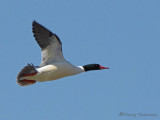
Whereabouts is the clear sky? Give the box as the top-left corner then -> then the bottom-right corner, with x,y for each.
0,0 -> 160,120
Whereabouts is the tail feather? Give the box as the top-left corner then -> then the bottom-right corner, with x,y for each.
17,64 -> 37,86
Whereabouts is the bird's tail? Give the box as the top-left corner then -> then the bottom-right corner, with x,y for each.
17,64 -> 38,86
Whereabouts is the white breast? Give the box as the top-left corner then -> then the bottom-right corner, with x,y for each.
32,62 -> 84,82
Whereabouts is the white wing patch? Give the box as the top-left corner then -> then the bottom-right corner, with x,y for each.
40,36 -> 65,66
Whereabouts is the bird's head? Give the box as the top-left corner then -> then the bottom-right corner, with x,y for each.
83,64 -> 109,71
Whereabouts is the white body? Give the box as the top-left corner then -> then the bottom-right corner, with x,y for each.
20,61 -> 84,82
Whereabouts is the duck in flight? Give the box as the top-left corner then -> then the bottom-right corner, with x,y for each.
17,21 -> 109,86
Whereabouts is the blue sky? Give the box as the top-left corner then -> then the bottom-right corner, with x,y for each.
0,0 -> 160,120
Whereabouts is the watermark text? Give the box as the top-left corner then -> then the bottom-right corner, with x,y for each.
119,112 -> 158,117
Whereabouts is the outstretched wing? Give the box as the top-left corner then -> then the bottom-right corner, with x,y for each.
32,21 -> 65,67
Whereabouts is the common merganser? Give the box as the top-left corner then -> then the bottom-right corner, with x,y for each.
17,21 -> 109,86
